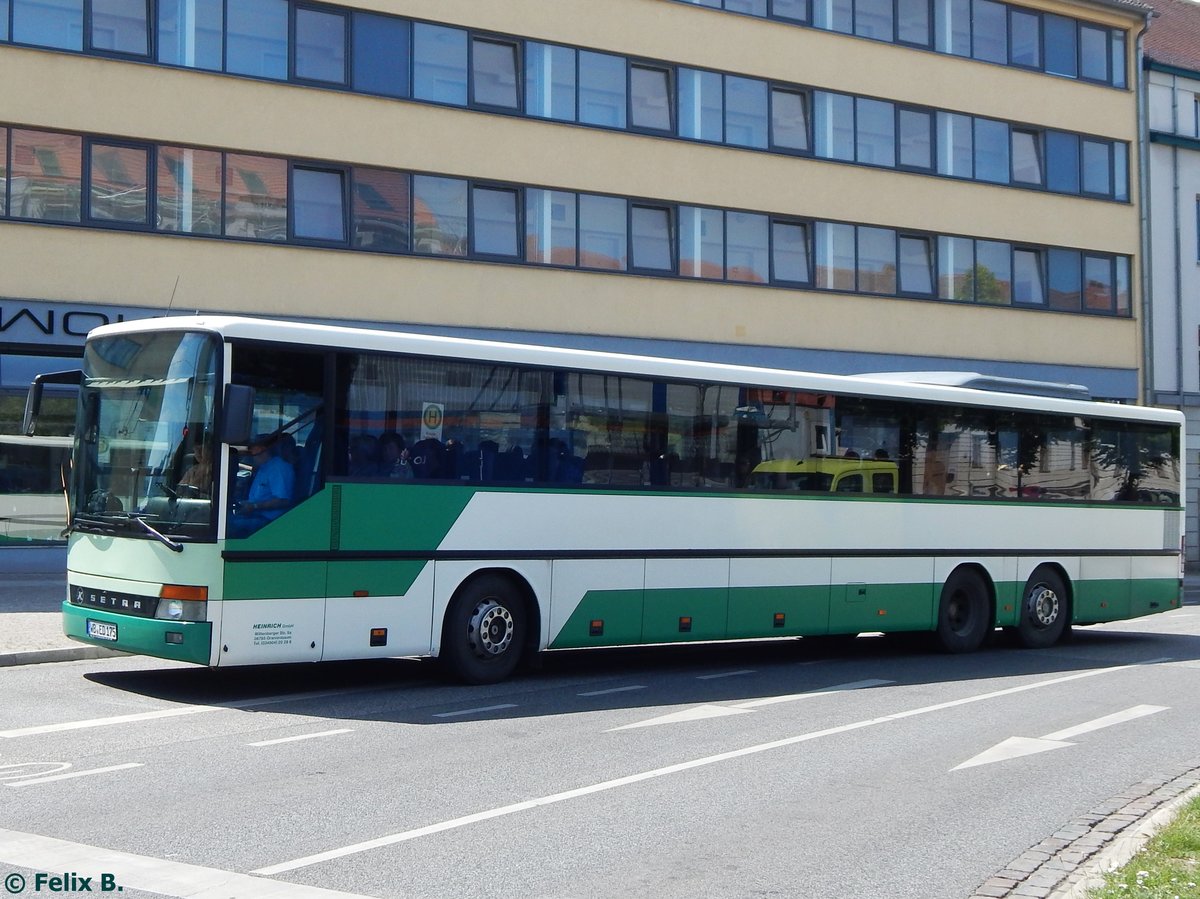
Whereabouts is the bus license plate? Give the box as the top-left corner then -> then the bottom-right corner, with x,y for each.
86,620 -> 118,641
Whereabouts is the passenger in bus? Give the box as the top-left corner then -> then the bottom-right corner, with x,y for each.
229,434 -> 295,538
348,433 -> 381,476
178,436 -> 212,497
379,432 -> 411,478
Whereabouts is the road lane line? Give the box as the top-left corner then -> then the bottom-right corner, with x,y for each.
248,729 -> 354,747
0,827 -> 373,898
578,685 -> 647,697
1041,705 -> 1167,741
256,660 -> 1165,875
733,678 -> 893,708
6,763 -> 142,787
432,704 -> 517,718
697,670 -> 755,680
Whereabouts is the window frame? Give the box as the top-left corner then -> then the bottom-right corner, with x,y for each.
87,0 -> 151,58
85,136 -> 153,229
469,182 -> 523,260
628,60 -> 675,134
291,2 -> 348,87
469,33 -> 522,112
289,161 -> 349,245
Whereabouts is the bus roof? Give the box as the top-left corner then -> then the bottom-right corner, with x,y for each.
84,314 -> 1181,426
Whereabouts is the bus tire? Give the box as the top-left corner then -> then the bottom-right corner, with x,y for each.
1014,567 -> 1069,649
935,568 -> 991,653
440,574 -> 527,685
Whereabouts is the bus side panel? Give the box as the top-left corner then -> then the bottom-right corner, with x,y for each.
1129,554 -> 1183,619
216,596 -> 325,665
1074,556 -> 1132,623
829,557 -> 935,633
322,561 -> 435,658
727,558 -> 832,637
643,559 -> 729,642
549,560 -> 645,648
430,559 -> 552,658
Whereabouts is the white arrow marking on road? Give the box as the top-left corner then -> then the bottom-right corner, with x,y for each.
953,704 -> 1168,771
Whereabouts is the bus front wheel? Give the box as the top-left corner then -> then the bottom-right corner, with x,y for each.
441,575 -> 527,684
935,568 -> 991,653
1013,567 -> 1069,649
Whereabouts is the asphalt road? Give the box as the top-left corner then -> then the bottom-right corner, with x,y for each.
1,601 -> 1199,899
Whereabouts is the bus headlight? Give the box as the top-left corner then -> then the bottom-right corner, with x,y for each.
156,585 -> 208,622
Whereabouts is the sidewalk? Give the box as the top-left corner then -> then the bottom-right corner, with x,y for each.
0,546 -> 121,666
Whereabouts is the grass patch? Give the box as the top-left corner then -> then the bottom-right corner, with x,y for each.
1087,793 -> 1200,898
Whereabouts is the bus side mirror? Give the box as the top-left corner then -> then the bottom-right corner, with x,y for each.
23,369 -> 82,437
222,385 -> 256,446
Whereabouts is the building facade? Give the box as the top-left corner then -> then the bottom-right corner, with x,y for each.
0,0 -> 1151,543
1144,0 -> 1200,564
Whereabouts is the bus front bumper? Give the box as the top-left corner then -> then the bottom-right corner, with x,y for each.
63,601 -> 212,665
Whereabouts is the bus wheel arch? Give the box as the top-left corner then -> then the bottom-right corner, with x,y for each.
1011,564 -> 1071,649
935,565 -> 994,654
439,569 -> 539,684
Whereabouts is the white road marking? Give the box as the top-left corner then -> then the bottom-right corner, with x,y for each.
257,661 -> 1164,875
577,685 -> 647,697
0,763 -> 70,782
953,704 -> 1169,770
248,729 -> 354,747
0,827 -> 374,898
6,763 -> 142,787
733,678 -> 894,708
696,669 -> 755,680
609,704 -> 754,730
432,704 -> 517,719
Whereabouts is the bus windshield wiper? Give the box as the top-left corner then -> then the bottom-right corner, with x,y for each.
121,513 -> 184,553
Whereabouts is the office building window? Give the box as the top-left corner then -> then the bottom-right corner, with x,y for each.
1114,144 -> 1128,202
938,236 -> 973,300
679,206 -> 724,279
13,0 -> 82,49
814,91 -> 854,161
897,0 -> 931,45
472,37 -> 520,110
898,109 -> 933,170
975,240 -> 1011,303
90,0 -> 148,55
472,185 -> 520,257
579,50 -> 627,127
771,88 -> 809,151
726,211 -> 769,283
815,221 -> 855,290
157,145 -> 221,234
1046,131 -> 1080,194
631,204 -> 674,271
855,0 -> 893,40
1048,248 -> 1082,311
225,153 -> 287,240
772,220 -> 810,283
526,188 -> 576,266
0,0 -> 8,40
1011,129 -> 1042,185
1044,15 -> 1077,78
631,64 -> 673,131
725,76 -> 769,148
1111,32 -> 1127,89
856,98 -> 895,167
351,13 -> 408,97
226,0 -> 287,80
973,118 -> 1009,184
1009,8 -> 1039,67
857,226 -> 896,294
937,112 -> 973,178
1115,256 -> 1130,314
412,175 -> 467,256
1013,248 -> 1045,305
899,235 -> 933,295
526,42 -> 575,121
157,0 -> 221,69
351,167 -> 408,253
1081,139 -> 1111,197
9,129 -> 82,222
812,0 -> 851,33
1084,255 -> 1114,312
679,68 -> 724,142
88,142 -> 149,225
292,166 -> 345,242
294,6 -> 345,84
971,0 -> 1006,63
934,0 -> 971,56
1079,25 -> 1108,83
772,0 -> 808,22
579,194 -> 627,270
413,23 -> 467,106
0,130 -> 6,216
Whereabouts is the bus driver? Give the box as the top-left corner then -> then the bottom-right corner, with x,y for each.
229,434 -> 294,537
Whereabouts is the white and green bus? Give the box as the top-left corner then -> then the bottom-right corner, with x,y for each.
40,315 -> 1183,683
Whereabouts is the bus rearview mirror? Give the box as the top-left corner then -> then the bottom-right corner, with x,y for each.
222,384 -> 256,446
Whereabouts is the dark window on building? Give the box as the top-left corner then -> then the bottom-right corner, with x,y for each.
812,0 -> 852,33
727,211 -> 769,283
579,50 -> 627,127
472,185 -> 520,257
1047,248 -> 1082,311
1011,129 -> 1042,185
1111,31 -> 1127,89
225,153 -> 287,240
937,112 -> 973,178
292,166 -> 346,242
1079,25 -> 1108,83
352,13 -> 409,98
413,23 -> 468,106
934,0 -> 970,56
899,235 -> 933,294
728,0 -> 767,12
814,91 -> 854,161
1013,248 -> 1045,305
1009,8 -> 1040,68
897,0 -> 931,45
91,0 -> 148,55
772,0 -> 808,22
856,97 -> 895,167
771,88 -> 809,151
971,0 -> 1006,63
579,194 -> 627,270
858,226 -> 896,294
679,206 -> 723,279
899,108 -> 933,170
157,145 -> 221,235
226,0 -> 287,80
13,0 -> 83,48
772,220 -> 810,283
1114,143 -> 1129,201
526,188 -> 577,266
412,175 -> 467,255
1081,139 -> 1111,196
855,0 -> 893,40
815,221 -> 855,290
631,204 -> 674,271
679,68 -> 723,141
472,37 -> 520,109
975,240 -> 1011,303
974,117 -> 1009,184
9,129 -> 82,222
1046,131 -> 1080,194
938,235 -> 973,300
1084,255 -> 1114,313
1044,15 -> 1077,78
725,76 -> 769,148
351,167 -> 409,253
158,0 -> 221,70
88,142 -> 149,225
526,42 -> 575,121
294,6 -> 345,84
630,64 -> 673,131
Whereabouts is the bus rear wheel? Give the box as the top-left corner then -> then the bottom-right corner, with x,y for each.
935,568 -> 991,653
1013,567 -> 1069,649
441,575 -> 527,684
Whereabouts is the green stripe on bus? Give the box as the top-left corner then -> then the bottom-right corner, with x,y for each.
62,601 -> 211,665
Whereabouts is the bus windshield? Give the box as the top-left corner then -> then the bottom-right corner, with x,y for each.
73,331 -> 220,542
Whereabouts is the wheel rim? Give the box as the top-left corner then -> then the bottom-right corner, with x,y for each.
467,599 -> 514,659
1026,583 -> 1060,629
947,588 -> 972,634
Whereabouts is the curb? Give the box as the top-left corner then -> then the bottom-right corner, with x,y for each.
0,646 -> 127,668
969,760 -> 1200,899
